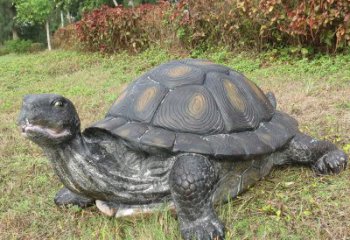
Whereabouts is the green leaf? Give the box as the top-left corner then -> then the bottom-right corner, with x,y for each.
15,0 -> 54,24
301,48 -> 309,56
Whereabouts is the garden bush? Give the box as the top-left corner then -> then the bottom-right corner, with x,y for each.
258,0 -> 350,52
29,42 -> 45,52
0,47 -> 10,56
4,39 -> 33,53
167,0 -> 262,51
52,24 -> 80,50
75,3 -> 170,53
172,0 -> 350,52
65,0 -> 350,54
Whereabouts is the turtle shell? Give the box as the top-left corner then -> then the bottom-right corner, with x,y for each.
86,59 -> 298,157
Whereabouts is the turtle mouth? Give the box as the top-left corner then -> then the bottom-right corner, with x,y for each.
20,118 -> 71,139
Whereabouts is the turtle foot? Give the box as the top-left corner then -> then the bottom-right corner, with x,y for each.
181,216 -> 225,240
54,187 -> 94,208
312,150 -> 348,175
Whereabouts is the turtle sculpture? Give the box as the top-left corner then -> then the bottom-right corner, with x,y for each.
18,59 -> 348,240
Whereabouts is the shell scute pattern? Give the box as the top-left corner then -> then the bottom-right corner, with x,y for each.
180,59 -> 231,74
205,72 -> 261,132
90,117 -> 126,132
107,75 -> 168,123
231,71 -> 274,119
88,59 -> 297,157
152,85 -> 225,134
140,127 -> 176,149
173,133 -> 213,154
112,122 -> 148,142
149,62 -> 205,88
204,134 -> 246,156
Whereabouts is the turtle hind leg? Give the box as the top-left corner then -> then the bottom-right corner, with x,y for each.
169,154 -> 224,240
54,187 -> 95,208
278,132 -> 348,175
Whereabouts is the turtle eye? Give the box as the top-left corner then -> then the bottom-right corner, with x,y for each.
53,100 -> 64,108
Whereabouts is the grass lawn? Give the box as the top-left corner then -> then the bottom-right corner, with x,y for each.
0,49 -> 349,239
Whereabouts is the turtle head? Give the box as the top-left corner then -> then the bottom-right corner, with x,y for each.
18,94 -> 81,146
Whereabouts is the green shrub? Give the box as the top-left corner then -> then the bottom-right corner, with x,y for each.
29,43 -> 45,52
0,47 -> 10,56
4,39 -> 33,53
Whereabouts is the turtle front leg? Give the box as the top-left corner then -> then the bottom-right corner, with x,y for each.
278,132 -> 348,174
169,154 -> 224,240
54,187 -> 95,208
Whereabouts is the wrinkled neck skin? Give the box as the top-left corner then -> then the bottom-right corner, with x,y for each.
42,132 -> 104,197
40,131 -> 173,205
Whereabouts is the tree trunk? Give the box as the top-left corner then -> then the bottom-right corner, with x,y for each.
128,0 -> 134,7
60,11 -> 64,27
10,3 -> 19,40
67,12 -> 72,24
46,20 -> 52,51
112,0 -> 118,7
12,28 -> 19,40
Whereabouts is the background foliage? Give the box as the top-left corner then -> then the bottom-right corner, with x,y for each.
15,0 -> 54,24
2,0 -> 349,54
0,0 -> 16,43
75,3 -> 169,53
0,0 -> 157,46
69,0 -> 350,54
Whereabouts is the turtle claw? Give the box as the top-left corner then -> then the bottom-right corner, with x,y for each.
181,217 -> 225,240
312,150 -> 348,175
54,187 -> 94,208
